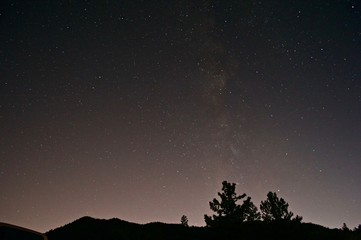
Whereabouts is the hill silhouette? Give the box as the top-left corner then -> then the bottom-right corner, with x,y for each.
45,216 -> 359,240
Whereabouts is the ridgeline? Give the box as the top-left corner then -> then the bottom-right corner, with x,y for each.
46,216 -> 360,240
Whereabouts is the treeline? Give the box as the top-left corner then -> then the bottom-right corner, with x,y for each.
46,181 -> 361,240
200,181 -> 301,227
183,181 -> 359,233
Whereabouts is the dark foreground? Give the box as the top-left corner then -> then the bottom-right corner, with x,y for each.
46,216 -> 360,240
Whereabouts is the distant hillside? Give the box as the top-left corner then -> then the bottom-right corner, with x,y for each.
46,216 -> 359,240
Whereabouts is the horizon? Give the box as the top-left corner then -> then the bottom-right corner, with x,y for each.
1,214 -> 349,234
1,186 -> 358,233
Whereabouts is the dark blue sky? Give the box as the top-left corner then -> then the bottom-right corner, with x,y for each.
1,0 -> 360,232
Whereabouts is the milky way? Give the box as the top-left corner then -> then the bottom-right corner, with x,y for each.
1,0 -> 361,232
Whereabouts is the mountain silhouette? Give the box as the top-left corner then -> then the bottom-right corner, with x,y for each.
45,216 -> 359,240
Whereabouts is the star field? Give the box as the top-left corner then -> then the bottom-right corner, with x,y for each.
1,0 -> 361,232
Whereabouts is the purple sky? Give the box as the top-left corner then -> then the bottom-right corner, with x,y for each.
1,0 -> 361,232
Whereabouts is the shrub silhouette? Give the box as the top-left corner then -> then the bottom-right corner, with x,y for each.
180,215 -> 189,227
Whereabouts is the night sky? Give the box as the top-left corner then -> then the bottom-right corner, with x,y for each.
1,0 -> 361,232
